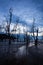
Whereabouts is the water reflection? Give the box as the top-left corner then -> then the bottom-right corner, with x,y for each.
15,43 -> 34,58
0,42 -> 34,58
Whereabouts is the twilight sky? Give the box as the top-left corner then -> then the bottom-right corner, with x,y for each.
0,0 -> 43,34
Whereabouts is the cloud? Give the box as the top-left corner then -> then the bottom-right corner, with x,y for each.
11,23 -> 29,34
0,0 -> 43,35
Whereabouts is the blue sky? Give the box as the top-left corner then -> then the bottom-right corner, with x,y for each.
0,0 -> 43,33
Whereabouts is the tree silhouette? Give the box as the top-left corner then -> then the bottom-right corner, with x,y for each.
5,8 -> 13,55
31,18 -> 35,41
35,28 -> 38,47
11,18 -> 19,42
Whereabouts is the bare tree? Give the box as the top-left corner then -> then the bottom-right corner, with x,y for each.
11,18 -> 19,42
23,25 -> 30,55
17,26 -> 21,42
36,28 -> 38,41
35,28 -> 38,47
23,26 -> 26,42
5,8 -> 13,55
31,18 -> 35,41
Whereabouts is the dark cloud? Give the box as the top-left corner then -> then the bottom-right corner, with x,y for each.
32,0 -> 43,12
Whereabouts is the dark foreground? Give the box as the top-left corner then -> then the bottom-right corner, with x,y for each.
0,44 -> 43,65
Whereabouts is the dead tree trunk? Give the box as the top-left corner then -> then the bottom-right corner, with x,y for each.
7,8 -> 12,56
